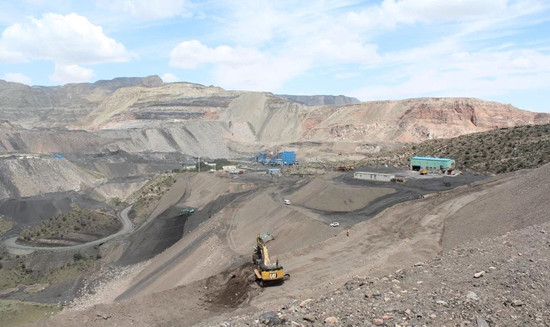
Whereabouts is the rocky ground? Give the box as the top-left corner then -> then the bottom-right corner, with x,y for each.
206,221 -> 550,327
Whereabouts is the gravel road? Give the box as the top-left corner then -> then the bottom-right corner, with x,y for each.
2,205 -> 134,253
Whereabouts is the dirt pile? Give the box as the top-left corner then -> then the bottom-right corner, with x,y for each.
441,159 -> 550,250
288,177 -> 395,212
205,263 -> 259,310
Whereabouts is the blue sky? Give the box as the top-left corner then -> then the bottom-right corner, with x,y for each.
1,0 -> 549,112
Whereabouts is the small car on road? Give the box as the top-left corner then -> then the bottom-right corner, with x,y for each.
329,222 -> 340,227
284,199 -> 291,205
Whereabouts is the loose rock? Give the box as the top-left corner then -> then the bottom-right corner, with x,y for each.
474,271 -> 485,278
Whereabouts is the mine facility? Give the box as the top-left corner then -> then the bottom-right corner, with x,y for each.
353,171 -> 395,182
410,156 -> 456,172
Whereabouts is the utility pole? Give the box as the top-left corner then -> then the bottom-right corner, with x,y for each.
197,156 -> 201,172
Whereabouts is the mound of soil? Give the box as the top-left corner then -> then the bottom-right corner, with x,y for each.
33,262 -> 261,327
289,177 -> 396,212
206,263 -> 259,310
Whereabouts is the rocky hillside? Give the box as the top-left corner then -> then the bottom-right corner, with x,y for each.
0,76 -> 162,129
302,97 -> 550,143
0,155 -> 104,198
0,77 -> 548,160
276,94 -> 360,106
359,123 -> 550,174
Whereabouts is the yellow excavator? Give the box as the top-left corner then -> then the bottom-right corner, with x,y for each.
252,233 -> 289,286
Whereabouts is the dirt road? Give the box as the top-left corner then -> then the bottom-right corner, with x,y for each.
3,205 -> 134,254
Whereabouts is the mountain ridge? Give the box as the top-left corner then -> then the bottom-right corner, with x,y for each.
0,77 -> 548,159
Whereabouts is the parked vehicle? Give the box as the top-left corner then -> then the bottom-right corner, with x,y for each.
329,222 -> 340,227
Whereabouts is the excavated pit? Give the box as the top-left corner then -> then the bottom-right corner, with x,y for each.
205,263 -> 260,310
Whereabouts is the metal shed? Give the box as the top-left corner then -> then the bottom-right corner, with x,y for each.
410,156 -> 455,171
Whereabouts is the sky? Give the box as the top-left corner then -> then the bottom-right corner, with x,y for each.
0,0 -> 549,113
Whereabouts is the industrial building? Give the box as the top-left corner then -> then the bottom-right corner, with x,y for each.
256,151 -> 296,166
354,171 -> 395,182
410,156 -> 455,171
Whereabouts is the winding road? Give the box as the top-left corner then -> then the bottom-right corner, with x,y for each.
2,205 -> 134,253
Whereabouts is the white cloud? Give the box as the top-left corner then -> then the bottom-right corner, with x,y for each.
3,72 -> 32,85
170,40 -> 264,69
335,72 -> 360,79
0,48 -> 25,63
212,54 -> 308,92
96,0 -> 192,20
50,64 -> 95,83
161,73 -> 179,83
347,0 -> 509,30
0,13 -> 133,65
169,39 -> 309,91
351,48 -> 550,100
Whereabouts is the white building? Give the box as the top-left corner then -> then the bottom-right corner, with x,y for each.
222,165 -> 237,172
353,171 -> 395,182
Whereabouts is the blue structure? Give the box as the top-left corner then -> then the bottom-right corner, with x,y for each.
256,152 -> 268,164
269,151 -> 296,166
281,151 -> 296,165
256,151 -> 296,166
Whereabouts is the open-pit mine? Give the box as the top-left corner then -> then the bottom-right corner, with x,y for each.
0,76 -> 549,327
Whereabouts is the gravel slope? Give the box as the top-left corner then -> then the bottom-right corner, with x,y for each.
30,164 -> 550,327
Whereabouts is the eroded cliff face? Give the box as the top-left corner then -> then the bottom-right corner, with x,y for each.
0,156 -> 105,199
302,98 -> 550,143
0,76 -> 163,129
0,77 -> 548,158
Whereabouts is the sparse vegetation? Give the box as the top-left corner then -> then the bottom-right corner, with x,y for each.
129,173 -> 177,225
213,158 -> 234,171
109,197 -> 123,207
357,124 -> 550,174
0,255 -> 96,290
0,216 -> 15,235
0,300 -> 60,327
18,207 -> 120,244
